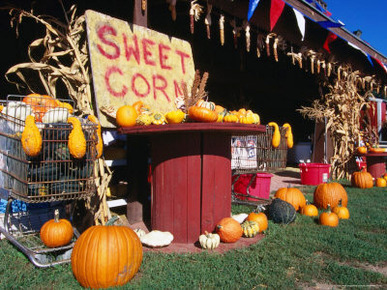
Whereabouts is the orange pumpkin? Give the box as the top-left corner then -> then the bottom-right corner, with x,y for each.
356,146 -> 367,155
319,205 -> 339,227
301,202 -> 319,217
116,105 -> 138,127
246,212 -> 268,232
23,93 -> 58,122
40,209 -> 73,248
332,200 -> 350,219
375,177 -> 386,187
188,106 -> 218,122
274,187 -> 306,211
351,171 -> 373,189
216,217 -> 243,243
313,182 -> 348,209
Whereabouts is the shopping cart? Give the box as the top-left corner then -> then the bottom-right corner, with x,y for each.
0,95 -> 97,267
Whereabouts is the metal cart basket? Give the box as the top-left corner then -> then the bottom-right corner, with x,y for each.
0,95 -> 97,267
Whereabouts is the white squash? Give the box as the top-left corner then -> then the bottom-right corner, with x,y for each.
140,230 -> 174,248
199,231 -> 220,250
42,107 -> 69,123
133,228 -> 146,238
231,213 -> 248,224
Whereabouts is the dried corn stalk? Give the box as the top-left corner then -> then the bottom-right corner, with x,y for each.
298,68 -> 375,179
3,4 -> 111,225
181,70 -> 209,111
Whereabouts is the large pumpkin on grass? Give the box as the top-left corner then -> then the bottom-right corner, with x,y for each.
313,182 -> 348,209
265,198 -> 296,224
71,224 -> 143,289
216,217 -> 243,243
40,209 -> 73,248
351,171 -> 373,189
274,187 -> 306,211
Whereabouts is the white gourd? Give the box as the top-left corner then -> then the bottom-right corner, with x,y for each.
199,231 -> 220,250
140,230 -> 174,248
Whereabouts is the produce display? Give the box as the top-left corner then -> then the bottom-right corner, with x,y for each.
216,217 -> 243,243
246,212 -> 268,232
40,209 -> 74,248
241,220 -> 260,238
318,205 -> 339,227
265,198 -> 296,224
274,187 -> 306,211
199,231 -> 221,250
300,202 -> 318,217
313,182 -> 348,209
351,171 -> 374,189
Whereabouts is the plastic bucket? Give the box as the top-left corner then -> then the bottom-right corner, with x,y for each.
299,163 -> 330,185
232,172 -> 273,200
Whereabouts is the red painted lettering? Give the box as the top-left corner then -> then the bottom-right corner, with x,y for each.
105,66 -> 127,98
97,25 -> 120,59
142,38 -> 156,66
159,44 -> 172,70
153,75 -> 170,102
132,73 -> 150,97
123,34 -> 140,64
174,80 -> 185,98
175,50 -> 191,74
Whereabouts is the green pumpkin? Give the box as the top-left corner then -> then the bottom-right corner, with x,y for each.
265,198 -> 296,224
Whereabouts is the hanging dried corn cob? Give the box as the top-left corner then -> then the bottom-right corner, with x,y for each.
141,0 -> 146,13
297,52 -> 303,68
273,37 -> 279,61
245,22 -> 250,52
189,0 -> 203,34
231,19 -> 238,49
265,34 -> 271,57
327,62 -> 332,77
219,14 -> 225,46
205,3 -> 212,39
166,0 -> 177,21
338,65 -> 342,81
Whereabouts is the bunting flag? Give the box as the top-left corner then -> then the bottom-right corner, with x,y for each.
293,8 -> 305,41
323,32 -> 338,53
374,59 -> 387,73
366,54 -> 374,66
348,42 -> 374,66
318,20 -> 344,29
270,0 -> 285,31
247,0 -> 261,21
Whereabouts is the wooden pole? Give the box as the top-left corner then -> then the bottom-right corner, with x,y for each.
133,0 -> 147,27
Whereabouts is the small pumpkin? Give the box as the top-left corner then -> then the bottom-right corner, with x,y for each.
246,212 -> 268,232
40,209 -> 73,248
188,106 -> 218,122
357,146 -> 367,155
199,231 -> 220,250
216,217 -> 243,243
332,200 -> 350,219
265,198 -> 296,224
282,123 -> 294,148
369,147 -> 385,153
375,177 -> 386,187
241,220 -> 260,238
268,122 -> 281,148
274,187 -> 306,211
67,117 -> 86,159
116,105 -> 138,127
300,201 -> 319,217
132,100 -> 144,115
151,112 -> 166,125
87,115 -> 103,159
21,115 -> 42,157
71,222 -> 143,289
250,112 -> 260,124
223,113 -> 238,123
351,171 -> 373,189
319,205 -> 339,227
313,182 -> 348,209
165,109 -> 186,124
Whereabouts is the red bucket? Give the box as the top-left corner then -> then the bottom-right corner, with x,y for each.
232,173 -> 273,200
299,163 -> 330,185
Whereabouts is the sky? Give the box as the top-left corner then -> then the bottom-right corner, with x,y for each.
323,0 -> 387,57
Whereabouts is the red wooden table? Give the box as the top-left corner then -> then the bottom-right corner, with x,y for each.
119,123 -> 266,243
364,152 -> 387,178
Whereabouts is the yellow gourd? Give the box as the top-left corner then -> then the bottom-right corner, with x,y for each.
151,112 -> 166,125
165,110 -> 185,124
268,122 -> 280,148
282,123 -> 294,149
223,114 -> 238,123
87,115 -> 103,159
21,115 -> 42,157
67,117 -> 86,159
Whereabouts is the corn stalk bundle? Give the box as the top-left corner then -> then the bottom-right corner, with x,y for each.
2,4 -> 112,225
298,68 -> 374,179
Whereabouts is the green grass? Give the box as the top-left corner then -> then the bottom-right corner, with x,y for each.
0,183 -> 386,289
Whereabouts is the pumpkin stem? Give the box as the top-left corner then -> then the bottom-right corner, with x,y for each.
54,209 -> 60,223
106,215 -> 119,226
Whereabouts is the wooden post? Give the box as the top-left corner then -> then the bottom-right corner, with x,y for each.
133,0 -> 147,27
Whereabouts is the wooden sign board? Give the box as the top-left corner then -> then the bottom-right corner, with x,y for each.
85,10 -> 195,128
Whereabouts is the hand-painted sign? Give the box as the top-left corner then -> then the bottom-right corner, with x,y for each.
85,10 -> 195,127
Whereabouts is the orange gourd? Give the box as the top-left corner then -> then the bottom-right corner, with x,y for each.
356,146 -> 367,155
40,209 -> 73,248
216,217 -> 243,243
319,205 -> 339,227
188,106 -> 218,122
351,171 -> 373,189
282,123 -> 294,148
313,182 -> 348,209
116,105 -> 138,127
87,115 -> 103,159
21,115 -> 42,157
375,177 -> 386,187
300,202 -> 319,217
71,223 -> 143,289
67,117 -> 86,159
23,93 -> 58,122
332,200 -> 350,219
246,212 -> 268,232
274,187 -> 306,211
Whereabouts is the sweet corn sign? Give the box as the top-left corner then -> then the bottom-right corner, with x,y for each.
85,10 -> 195,127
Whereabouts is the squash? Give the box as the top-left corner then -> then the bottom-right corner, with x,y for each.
56,101 -> 74,114
282,123 -> 294,148
71,223 -> 143,289
196,99 -> 216,111
132,100 -> 144,114
223,113 -> 239,123
241,220 -> 260,238
300,201 -> 319,217
319,205 -> 339,227
199,231 -> 220,250
136,113 -> 153,126
40,209 -> 73,248
21,115 -> 42,157
67,117 -> 86,159
216,217 -> 243,243
356,146 -> 367,155
42,107 -> 69,123
134,228 -> 146,238
23,93 -> 58,122
214,105 -> 227,114
313,182 -> 348,209
268,122 -> 281,148
238,115 -> 255,124
265,198 -> 296,224
87,115 -> 103,159
151,112 -> 166,125
351,171 -> 373,189
332,200 -> 350,219
231,213 -> 248,224
165,109 -> 186,124
375,177 -> 386,187
274,187 -> 306,211
116,105 -> 138,127
140,230 -> 174,248
188,106 -> 218,122
246,212 -> 268,232
250,112 -> 260,125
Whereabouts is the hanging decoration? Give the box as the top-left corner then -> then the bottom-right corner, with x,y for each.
219,14 -> 225,46
230,19 -> 241,49
166,0 -> 177,21
205,2 -> 213,39
141,0 -> 146,14
190,0 -> 203,34
256,34 -> 265,58
244,21 -> 251,52
318,20 -> 344,29
323,31 -> 338,53
293,8 -> 305,41
286,47 -> 303,69
247,0 -> 261,21
270,0 -> 285,31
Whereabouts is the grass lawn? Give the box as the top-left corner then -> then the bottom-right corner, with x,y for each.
0,182 -> 386,289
